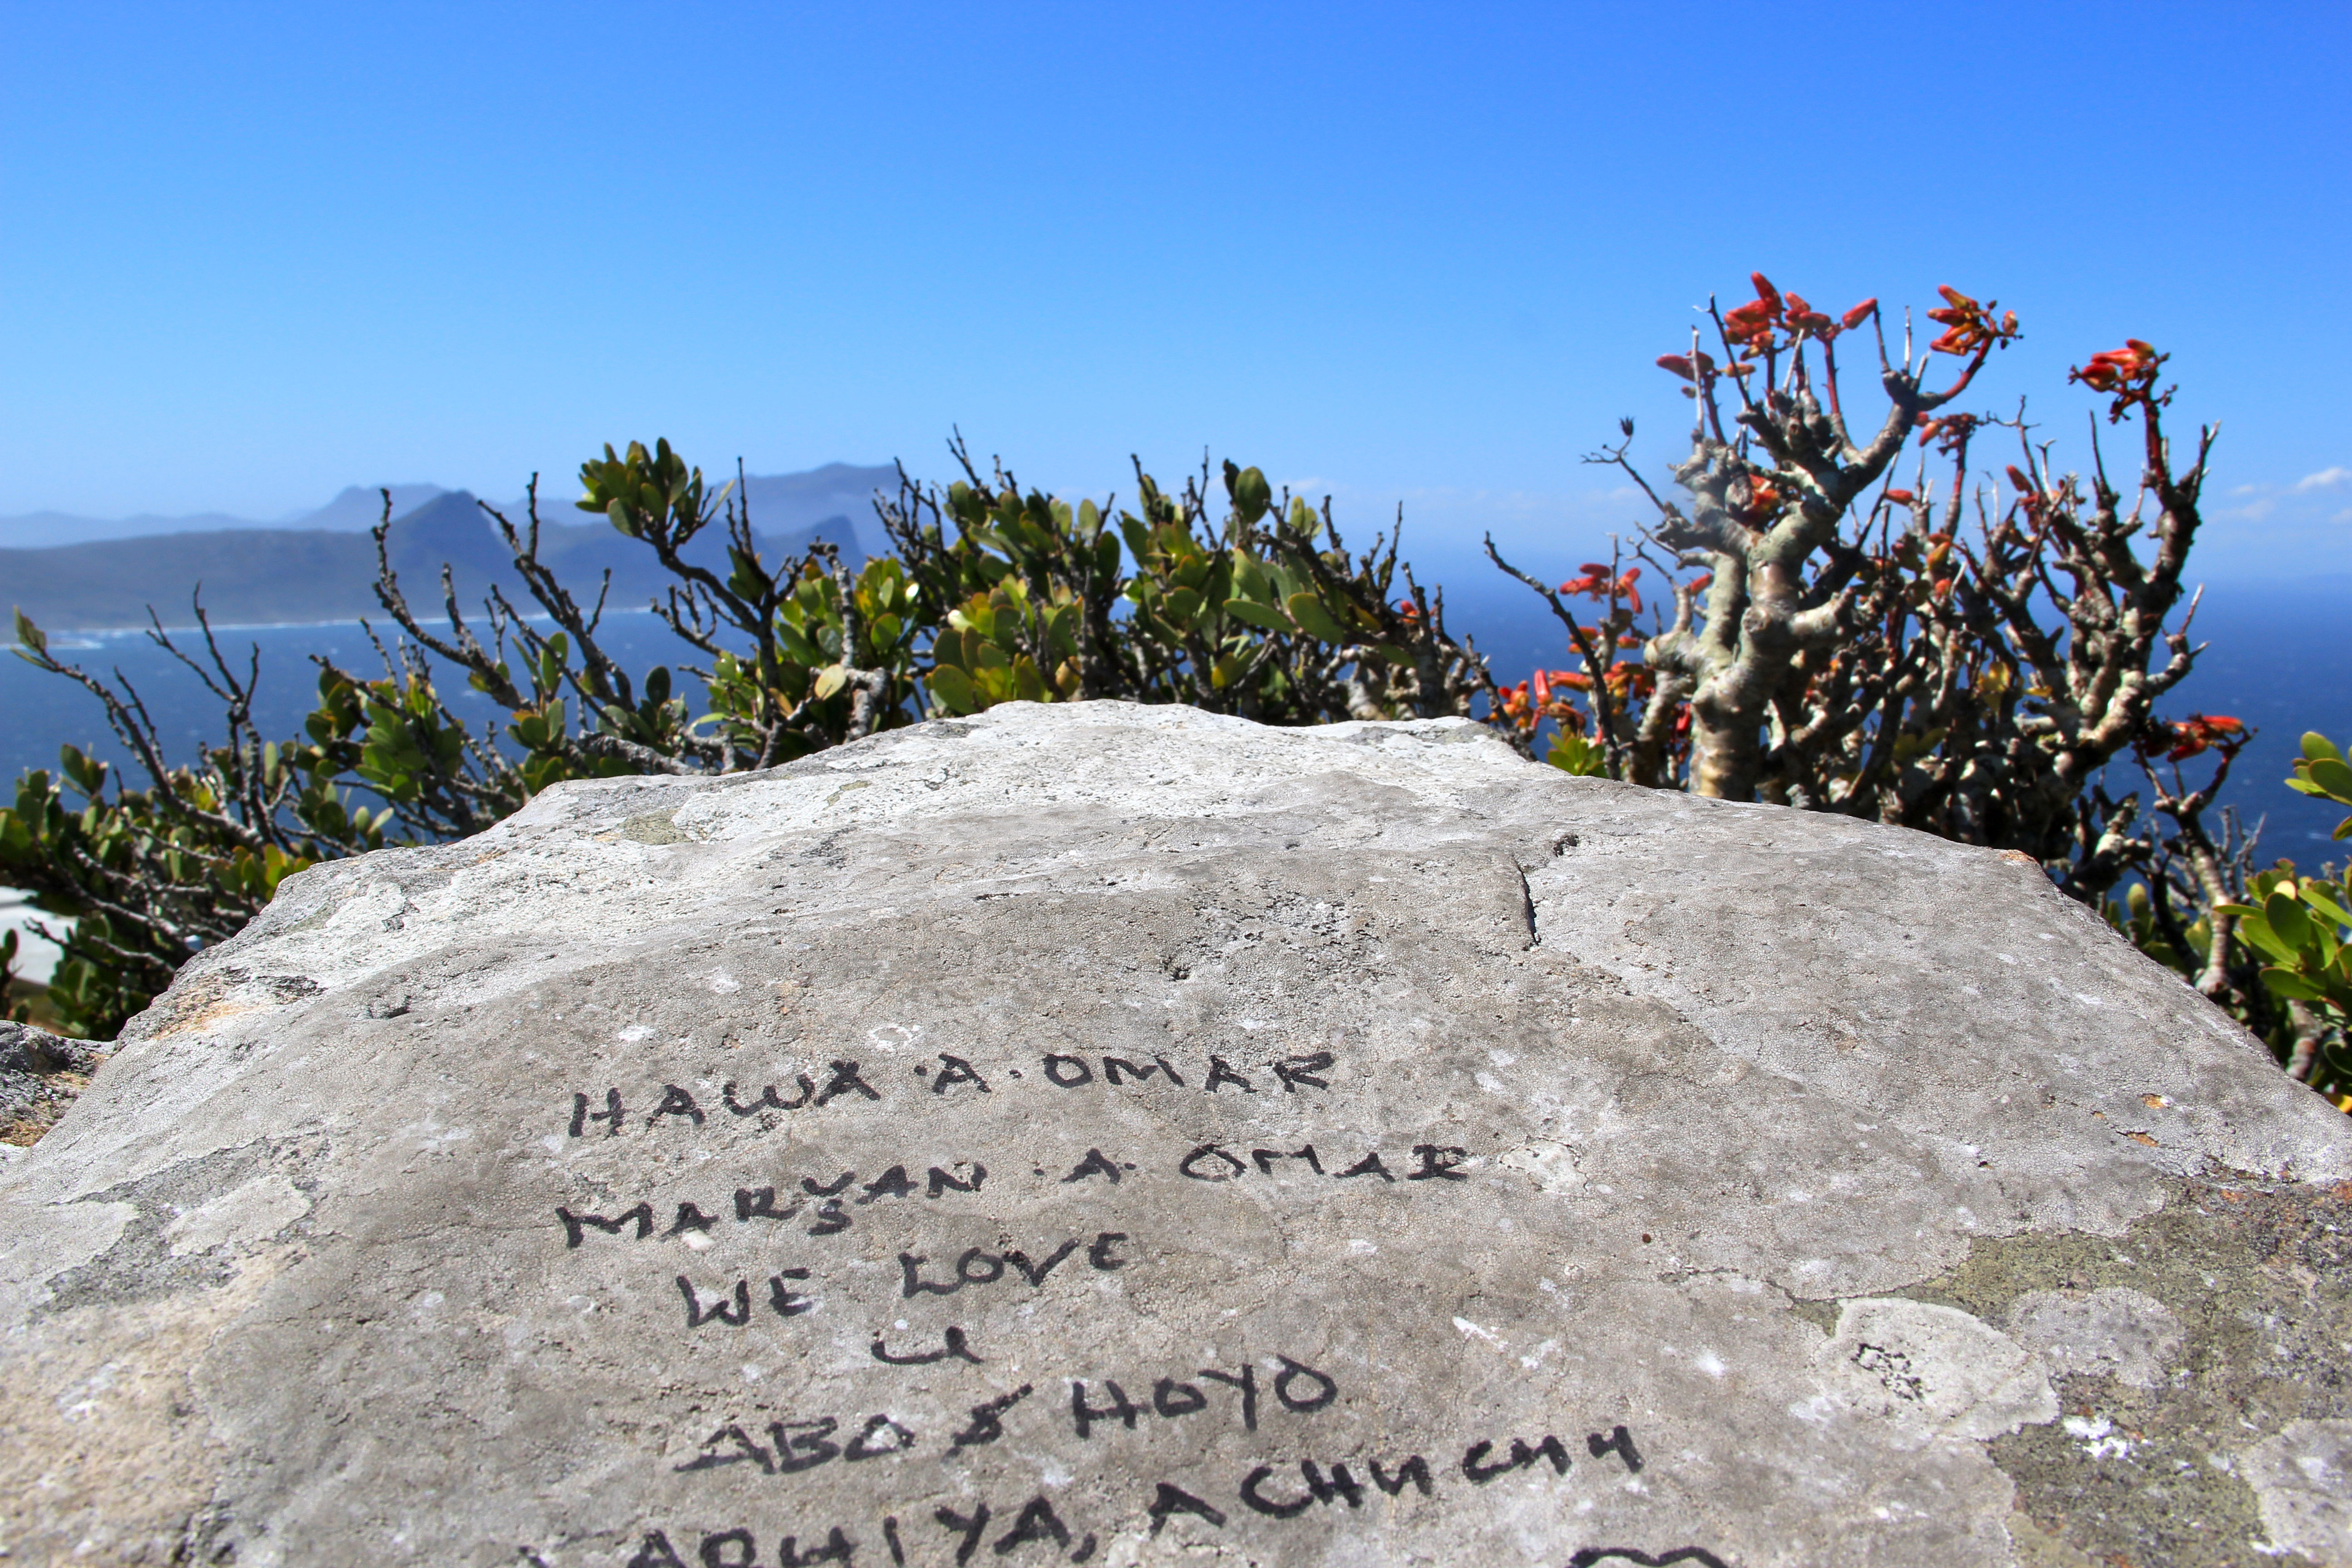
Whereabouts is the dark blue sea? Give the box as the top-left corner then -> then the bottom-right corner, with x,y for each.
3,568 -> 2343,857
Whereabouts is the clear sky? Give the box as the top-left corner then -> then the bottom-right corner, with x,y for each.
2,1 -> 2346,576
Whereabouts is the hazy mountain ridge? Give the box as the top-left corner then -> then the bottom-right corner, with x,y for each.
0,484 -> 452,550
0,463 -> 898,551
0,465 -> 896,630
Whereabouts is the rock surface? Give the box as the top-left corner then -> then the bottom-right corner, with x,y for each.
3,701 -> 2348,1567
0,1019 -> 109,1150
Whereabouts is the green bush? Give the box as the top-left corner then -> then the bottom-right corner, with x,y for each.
3,441 -> 1491,1039
6,280 -> 2345,1121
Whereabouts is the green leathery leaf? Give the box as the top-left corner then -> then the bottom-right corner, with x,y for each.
2303,887 -> 2352,929
813,665 -> 849,701
1223,598 -> 1292,632
2234,911 -> 2295,965
1286,592 -> 1352,644
2308,756 -> 2352,801
1229,554 -> 1271,602
1230,466 -> 1272,526
774,622 -> 825,667
2303,732 -> 2345,763
2261,965 -> 2326,1002
926,664 -> 978,715
2266,890 -> 2315,950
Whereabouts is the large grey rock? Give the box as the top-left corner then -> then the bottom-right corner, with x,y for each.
3,702 -> 2347,1567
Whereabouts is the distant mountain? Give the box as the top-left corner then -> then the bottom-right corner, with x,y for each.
0,463 -> 900,554
0,485 -> 450,550
509,461 -> 899,558
735,463 -> 902,547
0,466 -> 892,631
296,484 -> 454,534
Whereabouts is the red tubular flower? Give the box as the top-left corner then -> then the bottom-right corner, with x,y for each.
1739,479 -> 1783,520
2147,711 -> 2249,762
1782,291 -> 1837,339
1885,488 -> 1916,505
1841,298 -> 1878,330
1750,272 -> 1784,316
1724,299 -> 1777,349
2070,340 -> 2169,421
1924,285 -> 2020,357
2006,466 -> 2033,492
1916,411 -> 1981,455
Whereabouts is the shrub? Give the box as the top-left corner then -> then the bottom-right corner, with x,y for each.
6,277 -> 2341,1114
4,441 -> 1490,1038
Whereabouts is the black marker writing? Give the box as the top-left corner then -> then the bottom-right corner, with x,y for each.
723,1077 -> 813,1115
1463,1434 -> 1572,1483
930,1053 -> 989,1095
570,1089 -> 623,1137
554,1203 -> 652,1248
814,1059 -> 880,1105
676,1276 -> 750,1328
871,1326 -> 983,1366
948,1384 -> 1033,1450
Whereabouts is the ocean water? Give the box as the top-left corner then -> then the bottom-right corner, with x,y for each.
1425,561 -> 2349,857
3,572 -> 2344,980
2,610 -> 694,787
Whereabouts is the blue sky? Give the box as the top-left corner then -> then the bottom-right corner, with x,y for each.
2,1 -> 2346,577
